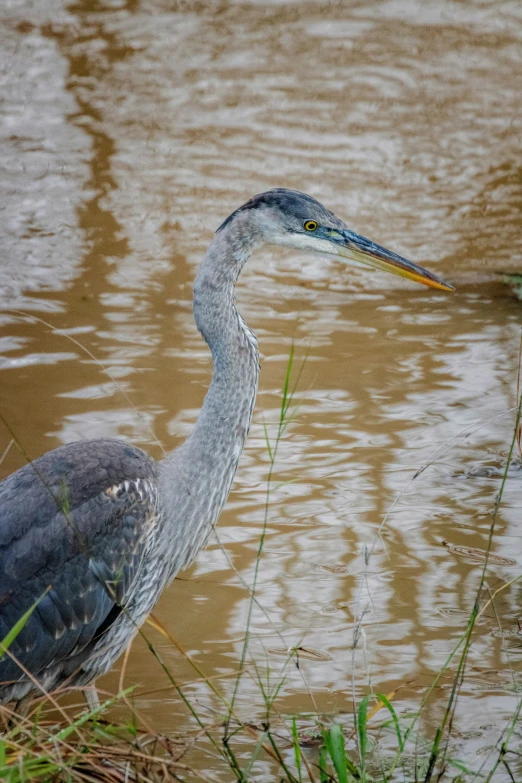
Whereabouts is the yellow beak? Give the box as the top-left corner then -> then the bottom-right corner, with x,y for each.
331,228 -> 454,292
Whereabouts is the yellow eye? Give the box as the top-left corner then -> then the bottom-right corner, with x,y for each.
304,220 -> 318,231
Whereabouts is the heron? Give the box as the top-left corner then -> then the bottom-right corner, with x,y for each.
0,189 -> 453,711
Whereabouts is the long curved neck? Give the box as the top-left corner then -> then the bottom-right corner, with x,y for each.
160,219 -> 262,565
188,225 -> 261,461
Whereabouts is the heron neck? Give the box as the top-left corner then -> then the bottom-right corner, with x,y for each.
161,224 -> 261,563
189,232 -> 261,463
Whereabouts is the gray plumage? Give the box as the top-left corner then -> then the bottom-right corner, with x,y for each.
0,189 -> 453,704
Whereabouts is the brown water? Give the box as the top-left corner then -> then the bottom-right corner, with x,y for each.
1,0 -> 522,779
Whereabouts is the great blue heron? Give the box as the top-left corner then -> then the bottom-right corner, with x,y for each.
0,189 -> 453,711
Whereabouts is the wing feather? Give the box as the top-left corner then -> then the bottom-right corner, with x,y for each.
0,439 -> 159,690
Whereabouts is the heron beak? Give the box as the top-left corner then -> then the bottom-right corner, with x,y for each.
329,229 -> 455,292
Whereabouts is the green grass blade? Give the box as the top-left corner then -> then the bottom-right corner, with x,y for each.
263,422 -> 273,462
266,729 -> 300,783
424,726 -> 442,782
324,723 -> 358,783
0,589 -> 49,661
319,744 -> 329,783
291,717 -> 303,783
375,692 -> 404,752
446,758 -> 470,774
357,695 -> 370,778
280,343 -> 295,424
51,688 -> 134,741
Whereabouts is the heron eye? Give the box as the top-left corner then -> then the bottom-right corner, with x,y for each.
304,220 -> 318,231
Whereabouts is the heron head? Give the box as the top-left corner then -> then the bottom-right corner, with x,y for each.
219,188 -> 454,292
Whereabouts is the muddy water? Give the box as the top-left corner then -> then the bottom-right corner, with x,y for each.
1,0 -> 522,778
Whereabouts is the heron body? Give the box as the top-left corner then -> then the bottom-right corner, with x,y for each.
0,189 -> 453,705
